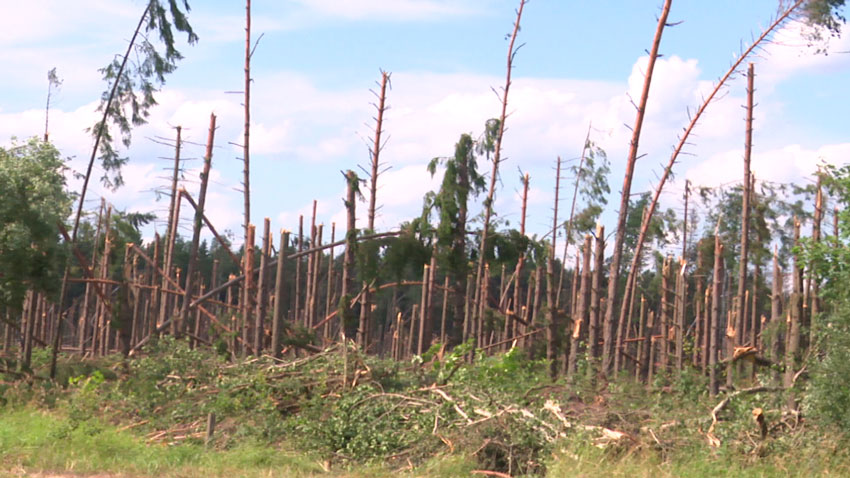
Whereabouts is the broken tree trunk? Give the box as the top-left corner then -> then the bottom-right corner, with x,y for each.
589,224 -> 605,367
615,3 -> 805,380
472,0 -> 526,353
710,231 -> 724,397
271,230 -> 290,359
603,0 -> 672,375
341,171 -> 358,340
242,225 -> 255,357
568,234 -> 592,378
254,218 -> 271,355
242,0 -> 253,254
179,113 -> 216,340
785,218 -> 804,410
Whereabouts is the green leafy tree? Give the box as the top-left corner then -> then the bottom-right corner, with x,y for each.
801,163 -> 850,430
424,132 -> 486,344
0,138 -> 71,311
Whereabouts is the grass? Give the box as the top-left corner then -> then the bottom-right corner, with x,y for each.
547,443 -> 850,478
0,408 -> 329,477
1,340 -> 849,477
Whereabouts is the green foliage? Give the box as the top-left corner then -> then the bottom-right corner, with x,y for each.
565,139 -> 611,245
800,163 -> 850,431
425,132 -> 486,278
698,180 -> 812,271
381,232 -> 431,282
800,0 -> 846,50
0,138 -> 71,311
90,0 -> 198,188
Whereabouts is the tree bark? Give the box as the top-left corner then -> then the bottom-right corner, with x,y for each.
271,230 -> 290,359
568,234 -> 592,378
472,0 -> 526,351
242,0 -> 252,250
785,218 -> 803,409
615,4 -> 804,379
241,225 -> 255,357
341,171 -> 358,339
602,0 -> 672,375
179,114 -> 216,341
254,217 -> 271,355
589,224 -> 604,364
734,63 -> 754,381
710,232 -> 724,397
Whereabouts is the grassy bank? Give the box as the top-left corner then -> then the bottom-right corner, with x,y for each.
0,339 -> 847,477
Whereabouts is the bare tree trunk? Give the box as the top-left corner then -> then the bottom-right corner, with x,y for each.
568,234 -> 592,378
418,263 -> 431,355
557,125 -> 592,307
531,267 -> 543,348
242,0 -> 253,250
324,223 -> 336,342
254,218 -> 271,355
603,0 -> 672,375
271,230 -> 290,359
295,216 -> 303,324
635,296 -> 647,382
161,126 -> 183,331
550,156 -> 562,308
511,173 -> 530,348
546,249 -> 558,380
440,276 -> 450,345
407,305 -> 418,359
310,224 -> 323,330
770,247 -> 782,363
695,249 -> 706,370
241,225 -> 255,357
710,231 -> 724,397
148,234 -> 161,340
785,218 -> 803,409
615,4 -> 803,379
179,114 -> 216,340
79,199 -> 106,356
733,62 -> 755,381
20,292 -> 36,370
367,71 -> 390,230
675,258 -> 687,371
811,173 -> 824,331
208,259 -> 219,343
472,0 -> 526,349
750,264 -> 759,348
660,256 -> 671,372
341,171 -> 358,339
306,201 -> 317,329
95,206 -> 113,356
614,265 -> 638,374
588,224 -> 604,365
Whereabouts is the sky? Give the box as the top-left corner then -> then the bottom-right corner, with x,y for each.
1,0 -> 848,260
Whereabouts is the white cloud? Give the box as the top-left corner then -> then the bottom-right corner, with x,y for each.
759,20 -> 850,85
685,142 -> 850,189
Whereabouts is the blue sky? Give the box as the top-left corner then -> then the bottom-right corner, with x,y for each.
1,0 -> 848,258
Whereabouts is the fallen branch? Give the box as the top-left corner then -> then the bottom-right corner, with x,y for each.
544,400 -> 633,448
706,385 -> 783,447
430,386 -> 472,424
471,471 -> 512,478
